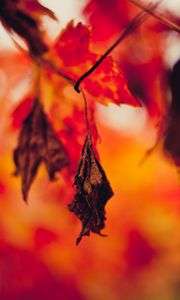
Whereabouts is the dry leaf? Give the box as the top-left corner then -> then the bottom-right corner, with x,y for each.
0,0 -> 55,56
68,131 -> 113,245
14,99 -> 69,201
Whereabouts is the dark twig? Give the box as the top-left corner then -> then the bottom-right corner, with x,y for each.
74,1 -> 160,93
129,0 -> 180,33
39,58 -> 76,85
9,33 -> 75,85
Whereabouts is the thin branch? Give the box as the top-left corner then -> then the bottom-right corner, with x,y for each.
74,1 -> 160,93
129,0 -> 180,33
39,58 -> 76,85
138,139 -> 160,166
9,34 -> 75,86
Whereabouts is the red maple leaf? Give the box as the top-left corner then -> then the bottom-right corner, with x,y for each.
47,21 -> 140,107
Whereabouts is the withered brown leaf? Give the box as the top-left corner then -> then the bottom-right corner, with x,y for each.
0,0 -> 51,56
68,131 -> 113,245
14,99 -> 69,201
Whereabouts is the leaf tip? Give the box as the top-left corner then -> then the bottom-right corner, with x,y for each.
76,235 -> 82,246
22,186 -> 29,203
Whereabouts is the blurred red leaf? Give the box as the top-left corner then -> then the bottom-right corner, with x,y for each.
33,227 -> 59,250
0,182 -> 5,195
124,229 -> 157,276
12,96 -> 34,128
0,244 -> 83,300
83,0 -> 135,41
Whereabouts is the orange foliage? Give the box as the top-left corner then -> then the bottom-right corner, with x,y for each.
0,0 -> 180,299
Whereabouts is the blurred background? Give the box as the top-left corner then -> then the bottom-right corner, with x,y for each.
0,1 -> 180,299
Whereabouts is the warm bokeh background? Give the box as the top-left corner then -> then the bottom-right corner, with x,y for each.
0,1 -> 180,299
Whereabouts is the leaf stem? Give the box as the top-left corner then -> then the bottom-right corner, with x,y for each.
129,0 -> 180,33
34,62 -> 41,99
74,1 -> 159,93
81,88 -> 90,133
